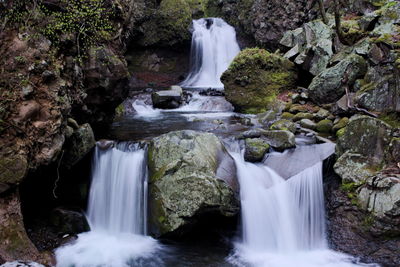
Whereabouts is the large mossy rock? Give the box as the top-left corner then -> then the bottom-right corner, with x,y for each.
148,130 -> 239,237
221,48 -> 297,113
308,54 -> 368,104
244,138 -> 270,162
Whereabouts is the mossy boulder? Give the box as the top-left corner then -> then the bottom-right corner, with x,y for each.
293,112 -> 315,122
262,130 -> 296,151
221,48 -> 297,113
0,153 -> 28,187
332,117 -> 349,132
148,130 -> 239,237
308,54 -> 368,104
244,138 -> 270,162
316,119 -> 333,133
270,119 -> 296,133
300,119 -> 317,130
334,152 -> 377,184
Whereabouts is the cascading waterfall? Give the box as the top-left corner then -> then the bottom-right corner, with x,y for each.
181,18 -> 240,89
229,149 -> 377,267
56,143 -> 161,267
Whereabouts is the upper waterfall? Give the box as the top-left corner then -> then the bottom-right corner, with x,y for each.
181,18 -> 240,89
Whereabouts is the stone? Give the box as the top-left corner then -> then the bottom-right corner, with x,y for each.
244,138 -> 270,162
151,89 -> 182,109
148,130 -> 239,237
67,118 -> 79,130
13,100 -> 40,123
358,173 -> 400,218
262,130 -> 296,151
270,119 -> 296,133
62,124 -> 95,168
293,112 -> 314,122
308,54 -> 368,104
334,152 -> 377,184
336,116 -> 393,162
221,48 -> 297,113
50,208 -> 90,235
0,152 -> 28,185
316,119 -> 333,133
332,117 -> 349,132
300,119 -> 317,130
281,112 -> 294,120
315,108 -> 331,121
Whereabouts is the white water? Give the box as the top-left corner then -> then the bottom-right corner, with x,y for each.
181,18 -> 240,89
230,150 -> 378,267
56,144 -> 161,267
132,92 -> 233,118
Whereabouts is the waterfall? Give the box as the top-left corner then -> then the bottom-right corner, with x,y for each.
229,149 -> 378,267
55,143 -> 161,267
181,18 -> 240,89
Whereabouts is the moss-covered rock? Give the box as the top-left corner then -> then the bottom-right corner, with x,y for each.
293,112 -> 315,122
270,119 -> 296,133
221,48 -> 297,113
281,112 -> 295,120
0,153 -> 28,186
244,138 -> 270,162
334,152 -> 377,183
148,130 -> 239,237
316,119 -> 333,133
299,119 -> 317,130
262,130 -> 296,151
332,117 -> 350,132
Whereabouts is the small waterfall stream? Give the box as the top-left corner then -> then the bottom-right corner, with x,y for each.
181,18 -> 240,89
229,148 -> 377,267
56,144 -> 161,267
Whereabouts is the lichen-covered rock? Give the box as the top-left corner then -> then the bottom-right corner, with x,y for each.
281,20 -> 333,76
334,152 -> 377,184
336,116 -> 393,162
62,123 -> 95,168
293,112 -> 315,122
269,119 -> 296,133
308,54 -> 368,104
148,130 -> 239,237
244,138 -> 270,162
0,150 -> 28,187
316,119 -> 333,133
221,48 -> 297,113
262,130 -> 296,151
358,173 -> 400,219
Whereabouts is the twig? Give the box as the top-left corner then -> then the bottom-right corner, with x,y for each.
53,150 -> 65,199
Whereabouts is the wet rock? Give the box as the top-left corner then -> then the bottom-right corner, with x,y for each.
148,130 -> 239,237
49,208 -> 90,235
316,119 -> 333,133
244,138 -> 270,162
299,119 -> 316,130
262,130 -> 296,151
308,54 -> 368,104
62,123 -> 95,168
221,48 -> 297,113
315,108 -> 331,121
293,112 -> 314,122
151,86 -> 183,109
270,119 -> 296,133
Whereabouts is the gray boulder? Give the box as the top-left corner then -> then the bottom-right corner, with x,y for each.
244,138 -> 270,162
148,130 -> 239,237
151,85 -> 183,109
308,54 -> 368,104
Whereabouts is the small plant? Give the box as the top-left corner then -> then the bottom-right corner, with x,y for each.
40,0 -> 114,57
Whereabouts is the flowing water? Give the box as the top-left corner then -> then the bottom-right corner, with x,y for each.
55,144 -> 162,267
55,16 -> 380,267
181,18 -> 240,89
228,148 -> 378,267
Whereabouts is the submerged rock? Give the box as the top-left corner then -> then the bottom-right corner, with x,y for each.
244,138 -> 270,162
221,48 -> 297,113
148,130 -> 239,237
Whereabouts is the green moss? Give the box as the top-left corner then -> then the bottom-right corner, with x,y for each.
115,103 -> 125,116
378,112 -> 400,128
281,112 -> 294,120
341,180 -> 365,193
222,48 -> 297,113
